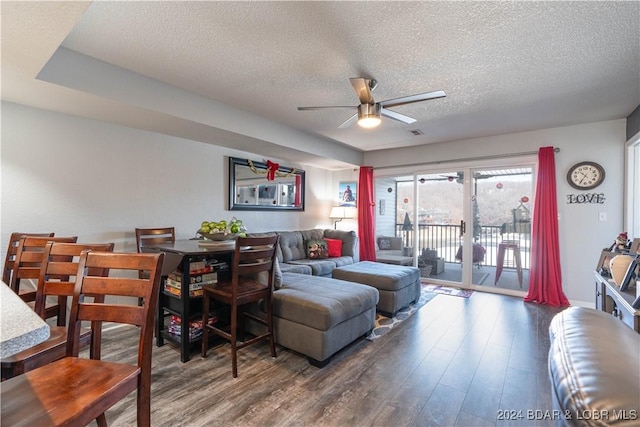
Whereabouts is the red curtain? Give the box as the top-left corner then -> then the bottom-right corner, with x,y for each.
294,175 -> 301,207
524,147 -> 570,307
358,166 -> 376,261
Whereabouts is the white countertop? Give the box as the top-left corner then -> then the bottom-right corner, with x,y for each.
0,281 -> 50,358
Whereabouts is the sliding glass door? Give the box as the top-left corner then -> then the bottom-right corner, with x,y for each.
375,171 -> 465,286
374,160 -> 534,294
471,167 -> 533,291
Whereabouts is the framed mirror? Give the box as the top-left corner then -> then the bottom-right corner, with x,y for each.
229,157 -> 305,211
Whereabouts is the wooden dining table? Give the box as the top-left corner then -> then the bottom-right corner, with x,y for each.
0,281 -> 50,358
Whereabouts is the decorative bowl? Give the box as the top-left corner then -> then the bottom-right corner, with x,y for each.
198,232 -> 240,241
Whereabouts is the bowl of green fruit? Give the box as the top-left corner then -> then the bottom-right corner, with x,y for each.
197,218 -> 247,240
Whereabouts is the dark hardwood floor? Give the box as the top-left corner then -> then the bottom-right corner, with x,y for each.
101,291 -> 566,426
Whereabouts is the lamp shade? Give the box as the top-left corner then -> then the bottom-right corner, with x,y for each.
329,206 -> 356,219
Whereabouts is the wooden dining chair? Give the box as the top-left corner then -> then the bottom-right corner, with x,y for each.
201,234 -> 279,378
9,235 -> 78,325
2,232 -> 54,284
135,227 -> 175,255
0,250 -> 164,427
1,241 -> 114,380
135,227 -> 174,305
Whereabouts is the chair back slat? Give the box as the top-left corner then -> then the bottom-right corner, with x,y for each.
77,304 -> 145,326
3,232 -> 54,284
237,260 -> 274,275
67,251 -> 164,366
80,277 -> 152,299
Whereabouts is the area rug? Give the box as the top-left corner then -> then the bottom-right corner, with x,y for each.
422,283 -> 474,298
366,287 -> 438,341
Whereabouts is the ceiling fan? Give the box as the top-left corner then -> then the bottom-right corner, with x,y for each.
297,77 -> 446,129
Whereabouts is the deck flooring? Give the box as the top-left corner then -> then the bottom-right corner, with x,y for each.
101,291 -> 566,426
427,262 -> 529,293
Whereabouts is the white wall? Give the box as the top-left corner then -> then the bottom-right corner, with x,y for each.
365,120 -> 628,306
1,101 -> 628,306
1,102 -> 335,255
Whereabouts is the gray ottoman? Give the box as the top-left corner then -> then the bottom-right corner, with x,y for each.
332,261 -> 421,316
274,272 -> 379,367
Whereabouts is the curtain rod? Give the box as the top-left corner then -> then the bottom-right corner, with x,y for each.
373,147 -> 559,170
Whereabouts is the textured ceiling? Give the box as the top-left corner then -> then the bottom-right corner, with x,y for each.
2,1 -> 639,169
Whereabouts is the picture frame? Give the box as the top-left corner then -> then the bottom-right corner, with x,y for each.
229,157 -> 305,211
619,255 -> 638,292
596,249 -> 617,277
338,181 -> 357,207
632,281 -> 640,308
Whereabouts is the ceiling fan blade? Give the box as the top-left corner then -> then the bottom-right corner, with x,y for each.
381,108 -> 416,124
349,78 -> 374,104
379,90 -> 446,109
298,106 -> 356,111
337,113 -> 358,128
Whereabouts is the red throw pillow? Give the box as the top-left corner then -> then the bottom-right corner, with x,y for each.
325,238 -> 342,257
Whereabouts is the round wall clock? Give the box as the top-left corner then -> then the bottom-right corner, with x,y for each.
567,161 -> 605,190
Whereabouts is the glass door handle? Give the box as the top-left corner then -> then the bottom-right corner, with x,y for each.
460,220 -> 466,236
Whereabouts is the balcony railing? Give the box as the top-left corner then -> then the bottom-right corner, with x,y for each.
393,223 -> 530,269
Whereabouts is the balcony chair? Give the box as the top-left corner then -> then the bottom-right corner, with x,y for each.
0,250 -> 165,427
9,235 -> 78,325
2,232 -> 54,284
1,241 -> 114,380
201,234 -> 279,378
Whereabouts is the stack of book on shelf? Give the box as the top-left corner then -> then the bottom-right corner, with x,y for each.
166,315 -> 217,342
163,259 -> 229,297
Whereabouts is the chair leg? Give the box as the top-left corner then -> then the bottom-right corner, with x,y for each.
230,302 -> 238,378
138,380 -> 151,427
239,307 -> 246,342
97,413 -> 107,427
266,295 -> 276,358
201,294 -> 210,358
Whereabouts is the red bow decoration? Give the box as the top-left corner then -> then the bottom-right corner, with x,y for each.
266,160 -> 279,181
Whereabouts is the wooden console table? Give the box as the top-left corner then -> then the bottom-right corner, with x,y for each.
594,271 -> 640,333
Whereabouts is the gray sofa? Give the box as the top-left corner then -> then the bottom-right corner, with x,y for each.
249,229 -> 378,367
375,236 -> 413,266
548,307 -> 639,426
276,229 -> 359,276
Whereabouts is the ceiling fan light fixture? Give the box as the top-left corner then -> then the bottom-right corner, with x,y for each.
357,103 -> 381,128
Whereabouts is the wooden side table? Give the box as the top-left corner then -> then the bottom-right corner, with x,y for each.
146,240 -> 233,362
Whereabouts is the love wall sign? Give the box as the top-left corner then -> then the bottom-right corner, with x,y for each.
566,193 -> 605,204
